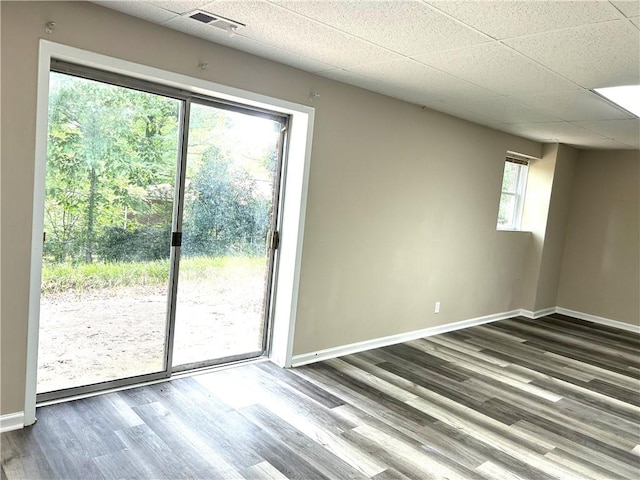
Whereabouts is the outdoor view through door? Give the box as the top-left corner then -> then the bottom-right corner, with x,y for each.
37,66 -> 286,398
172,103 -> 283,368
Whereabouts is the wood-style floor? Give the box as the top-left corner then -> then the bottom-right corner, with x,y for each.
2,314 -> 639,479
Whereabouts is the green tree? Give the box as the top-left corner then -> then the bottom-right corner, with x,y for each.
183,146 -> 269,257
44,72 -> 179,264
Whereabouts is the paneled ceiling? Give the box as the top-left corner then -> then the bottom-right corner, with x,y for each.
94,0 -> 640,149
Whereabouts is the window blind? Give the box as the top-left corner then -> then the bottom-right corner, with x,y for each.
505,156 -> 529,166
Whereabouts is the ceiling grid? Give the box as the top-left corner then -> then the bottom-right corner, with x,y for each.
93,0 -> 640,149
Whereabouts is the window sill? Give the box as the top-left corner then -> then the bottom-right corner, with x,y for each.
496,228 -> 531,233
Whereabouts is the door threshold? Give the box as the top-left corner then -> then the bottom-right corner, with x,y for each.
36,356 -> 270,409
171,355 -> 270,380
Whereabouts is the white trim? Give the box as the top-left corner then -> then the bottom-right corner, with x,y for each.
520,307 -> 556,319
291,310 -> 521,367
292,306 -> 639,368
556,307 -> 640,334
24,40 -> 53,427
269,112 -> 314,368
506,150 -> 541,162
0,412 -> 25,433
26,40 -> 313,423
42,40 -> 312,116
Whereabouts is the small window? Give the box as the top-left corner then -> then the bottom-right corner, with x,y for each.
497,156 -> 529,230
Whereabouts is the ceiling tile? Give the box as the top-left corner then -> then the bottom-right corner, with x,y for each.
273,0 -> 489,55
434,94 -> 560,124
508,90 -> 636,122
440,112 -> 507,132
611,1 -> 640,17
163,15 -> 338,73
318,68 -> 426,104
93,1 -> 177,23
91,0 -> 640,150
505,20 -> 640,88
500,121 -> 608,144
577,138 -> 636,149
573,119 -> 640,148
317,68 -> 470,115
427,0 -> 621,39
321,67 -> 558,128
143,0 -> 213,14
413,42 -> 578,95
229,40 -> 339,74
188,0 -> 401,68
347,59 -> 495,101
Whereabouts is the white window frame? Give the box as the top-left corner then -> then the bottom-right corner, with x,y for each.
497,156 -> 529,231
25,40 -> 315,425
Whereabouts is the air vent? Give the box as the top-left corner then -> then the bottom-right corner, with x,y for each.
185,10 -> 245,33
189,11 -> 216,24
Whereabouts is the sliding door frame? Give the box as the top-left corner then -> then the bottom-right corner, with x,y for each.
169,97 -> 289,373
36,61 -> 291,402
26,40 -> 315,425
35,63 -> 190,404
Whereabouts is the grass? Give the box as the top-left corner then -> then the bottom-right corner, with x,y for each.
41,256 -> 265,294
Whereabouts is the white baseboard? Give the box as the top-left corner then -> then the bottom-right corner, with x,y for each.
555,307 -> 640,334
520,307 -> 557,319
291,306 -> 639,367
0,412 -> 25,433
291,310 -> 521,367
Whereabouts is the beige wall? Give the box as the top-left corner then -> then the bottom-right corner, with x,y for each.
519,144 -> 580,312
519,144 -> 558,311
1,1 -> 541,414
293,90 -> 537,353
534,144 -> 578,311
519,144 -> 579,311
17,1 -> 640,417
557,150 -> 640,326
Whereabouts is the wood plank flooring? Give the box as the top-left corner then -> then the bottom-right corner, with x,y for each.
2,314 -> 639,479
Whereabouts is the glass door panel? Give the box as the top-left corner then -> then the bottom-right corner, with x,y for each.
172,102 -> 283,368
37,71 -> 181,394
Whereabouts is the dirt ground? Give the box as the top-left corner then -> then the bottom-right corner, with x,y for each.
37,269 -> 266,393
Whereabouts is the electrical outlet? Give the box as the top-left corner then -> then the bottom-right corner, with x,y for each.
435,301 -> 440,314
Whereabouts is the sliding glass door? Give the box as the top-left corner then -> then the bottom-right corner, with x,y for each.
37,64 -> 287,401
172,102 -> 284,369
38,71 -> 180,396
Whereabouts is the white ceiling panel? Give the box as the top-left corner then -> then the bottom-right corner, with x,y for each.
318,68 -> 430,105
317,69 -> 508,131
316,68 -> 391,94
92,0 -> 640,149
579,138 -> 634,149
191,0 -> 401,68
94,1 -> 178,23
144,0 -> 214,14
500,121 -> 614,145
434,94 -> 560,125
509,90 -> 636,122
413,42 -> 579,95
318,68 -> 461,113
428,0 -> 622,40
574,119 -> 640,148
346,59 -> 495,100
505,20 -> 640,88
163,15 -> 338,73
611,1 -> 640,17
273,0 -> 489,55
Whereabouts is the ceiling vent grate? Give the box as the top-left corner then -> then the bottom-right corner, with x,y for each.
189,11 -> 216,23
185,10 -> 245,33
